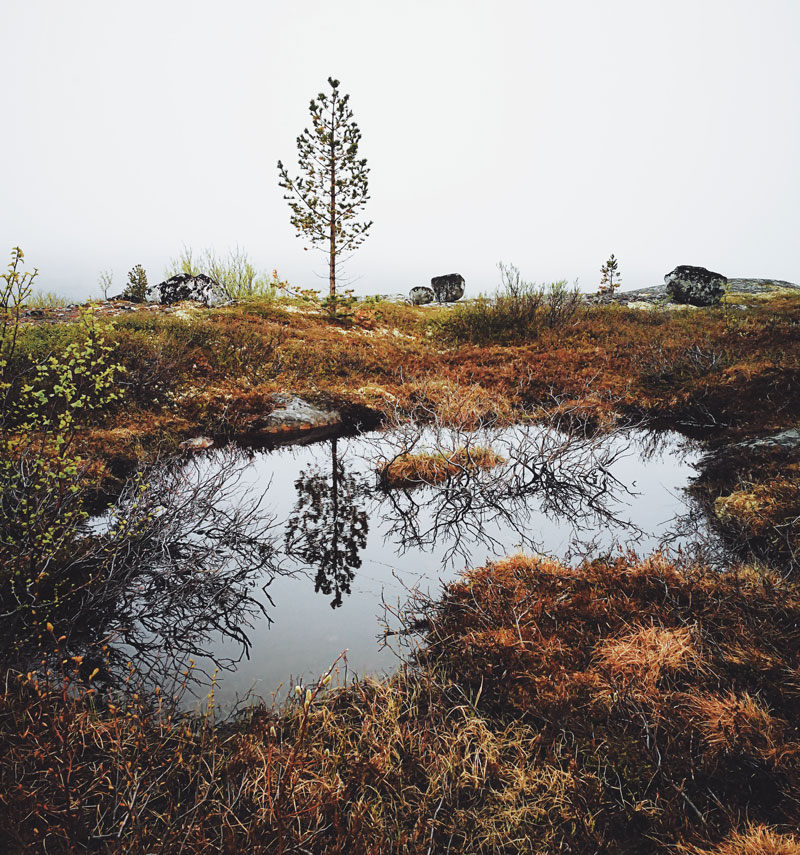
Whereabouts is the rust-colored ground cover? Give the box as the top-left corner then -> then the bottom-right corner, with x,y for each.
14,295 -> 798,535
3,293 -> 800,852
81,294 -> 799,560
17,293 -> 799,450
2,554 -> 799,853
8,292 -> 798,568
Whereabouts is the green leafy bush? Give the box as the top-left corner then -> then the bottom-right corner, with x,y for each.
0,250 -> 124,605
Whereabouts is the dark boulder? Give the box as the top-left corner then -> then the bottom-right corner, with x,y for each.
147,273 -> 221,306
431,273 -> 465,303
665,265 -> 727,306
409,286 -> 435,305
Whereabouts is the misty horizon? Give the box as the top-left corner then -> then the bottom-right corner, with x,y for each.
3,0 -> 799,301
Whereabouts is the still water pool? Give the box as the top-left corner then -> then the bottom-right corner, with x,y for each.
142,423 -> 705,709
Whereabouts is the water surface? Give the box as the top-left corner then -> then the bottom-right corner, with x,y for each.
166,424 -> 704,708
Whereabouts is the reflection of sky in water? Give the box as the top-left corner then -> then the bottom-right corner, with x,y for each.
183,426 -> 703,710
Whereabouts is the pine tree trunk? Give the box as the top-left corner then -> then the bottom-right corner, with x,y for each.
329,98 -> 336,300
329,170 -> 336,298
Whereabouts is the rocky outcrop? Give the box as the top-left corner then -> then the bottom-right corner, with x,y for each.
665,265 -> 727,306
409,286 -> 435,305
585,278 -> 800,309
725,278 -> 800,293
431,273 -> 465,303
147,273 -> 221,306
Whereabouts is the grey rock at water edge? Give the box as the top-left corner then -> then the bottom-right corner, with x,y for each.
409,286 -> 435,305
179,436 -> 214,452
263,394 -> 342,433
665,265 -> 727,307
431,273 -> 465,303
147,273 -> 221,306
729,429 -> 800,454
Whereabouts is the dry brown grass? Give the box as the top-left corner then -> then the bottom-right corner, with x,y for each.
696,446 -> 800,570
4,553 -> 799,853
680,825 -> 800,855
412,553 -> 800,852
4,294 -> 800,850
714,476 -> 800,560
16,292 -> 800,443
684,690 -> 778,760
596,624 -> 703,690
715,478 -> 800,536
14,293 -> 800,558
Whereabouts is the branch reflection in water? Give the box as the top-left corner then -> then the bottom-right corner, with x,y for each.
21,449 -> 285,693
281,420 -> 684,609
362,421 -> 644,564
69,423 -> 703,703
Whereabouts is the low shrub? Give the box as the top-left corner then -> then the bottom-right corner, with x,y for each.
24,290 -> 68,308
9,323 -> 88,374
430,263 -> 583,345
111,326 -> 188,405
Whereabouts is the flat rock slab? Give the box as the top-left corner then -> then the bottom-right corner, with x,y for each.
593,278 -> 800,307
730,428 -> 800,453
260,394 -> 342,434
19,300 -> 205,324
726,278 -> 800,294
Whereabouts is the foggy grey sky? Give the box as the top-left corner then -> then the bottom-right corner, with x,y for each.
2,0 -> 799,299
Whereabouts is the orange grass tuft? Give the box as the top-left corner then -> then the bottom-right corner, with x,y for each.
596,624 -> 703,687
684,690 -> 778,760
378,445 -> 506,489
681,825 -> 800,855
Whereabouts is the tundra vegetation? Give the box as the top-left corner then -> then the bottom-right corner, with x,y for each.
1,246 -> 800,853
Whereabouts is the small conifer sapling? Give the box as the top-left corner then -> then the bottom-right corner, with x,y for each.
123,264 -> 148,303
599,254 -> 621,295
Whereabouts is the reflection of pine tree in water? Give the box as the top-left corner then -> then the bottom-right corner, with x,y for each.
284,438 -> 369,608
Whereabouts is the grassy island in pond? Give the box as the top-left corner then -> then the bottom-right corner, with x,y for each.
377,445 -> 506,489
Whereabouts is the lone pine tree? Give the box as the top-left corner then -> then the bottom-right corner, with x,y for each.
278,77 -> 372,305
